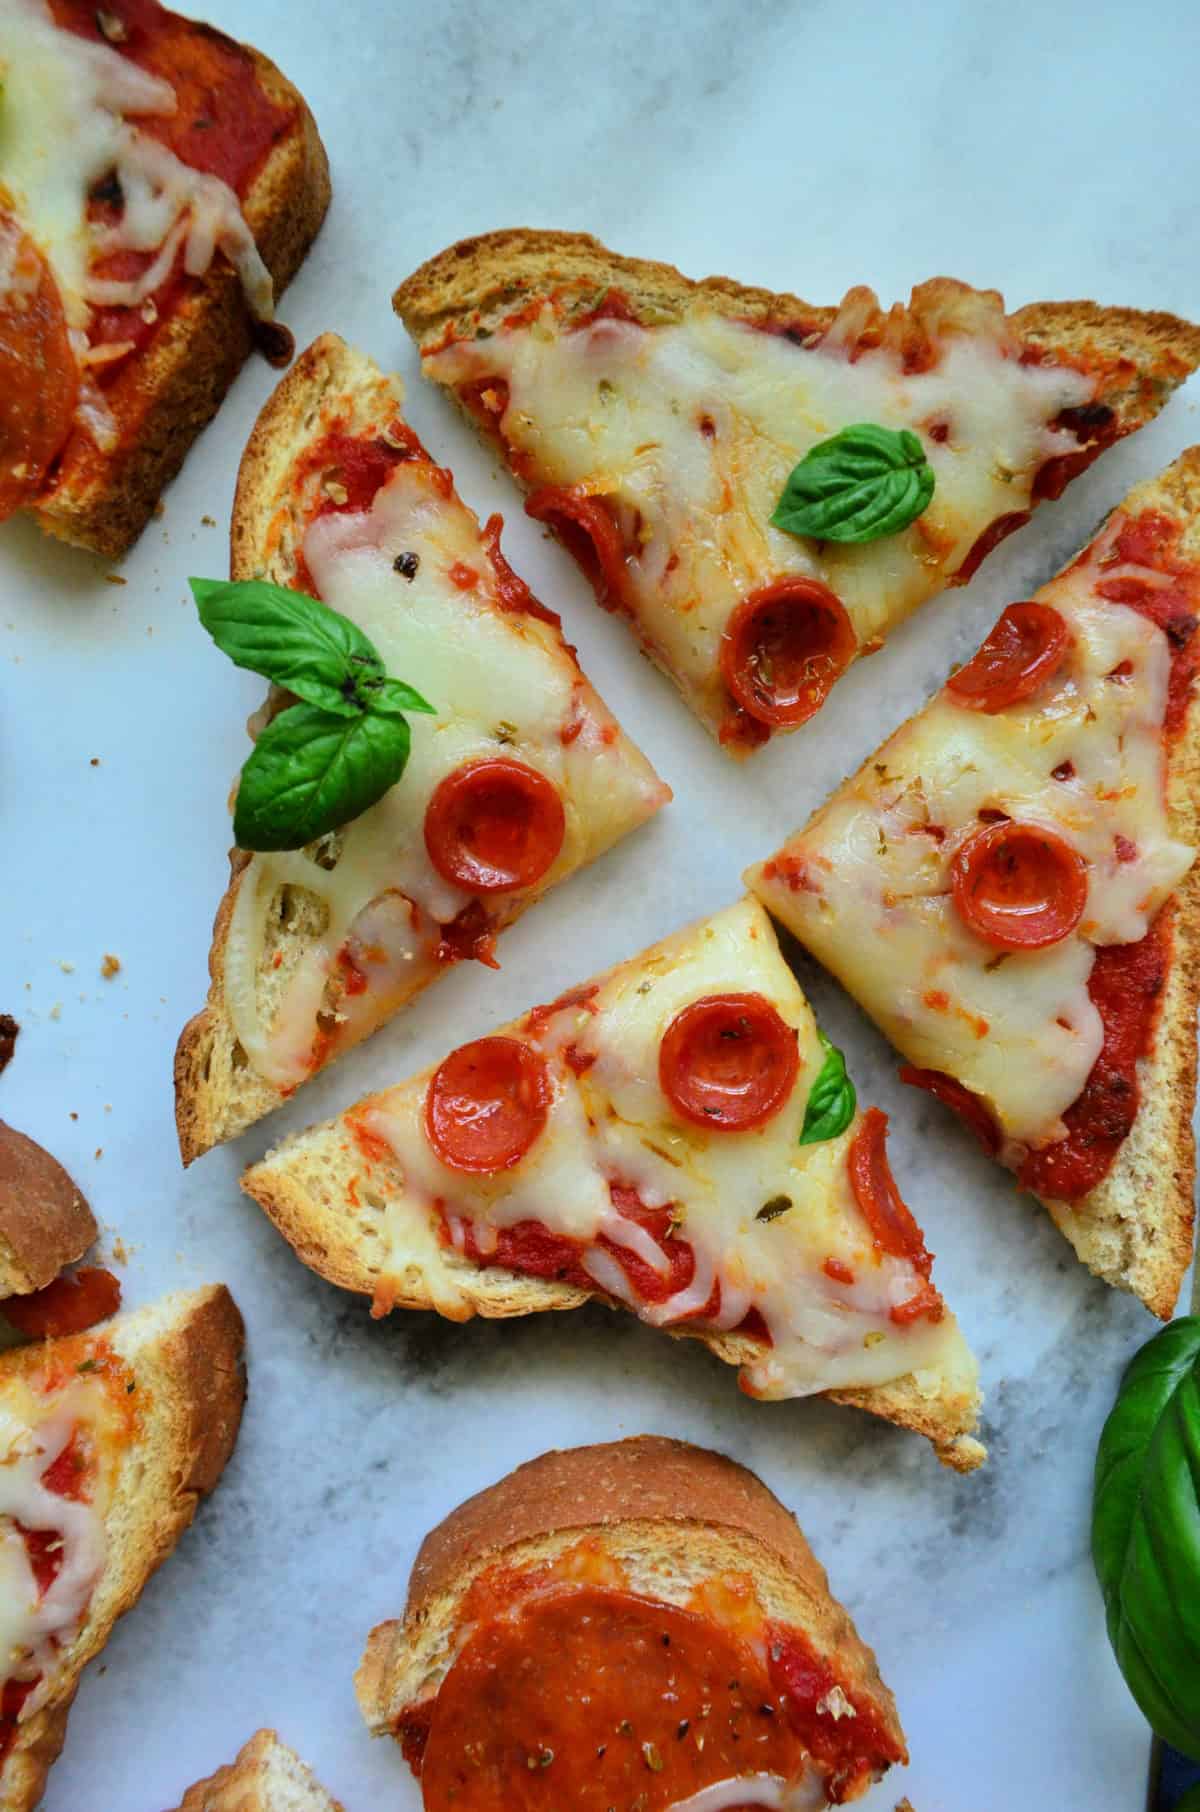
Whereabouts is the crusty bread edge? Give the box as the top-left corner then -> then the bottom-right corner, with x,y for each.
0,1122 -> 97,1299
31,33 -> 331,559
169,1727 -> 345,1812
1,1285 -> 245,1812
394,229 -> 1200,422
356,1435 -> 907,1779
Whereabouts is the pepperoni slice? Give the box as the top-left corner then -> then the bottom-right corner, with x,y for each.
946,602 -> 1069,713
526,486 -> 629,610
847,1108 -> 935,1279
899,1066 -> 1001,1157
425,1037 -> 551,1174
418,1585 -> 807,1812
424,759 -> 565,894
950,820 -> 1088,950
0,213 -> 78,520
2,1267 -> 121,1340
720,578 -> 856,727
659,993 -> 799,1132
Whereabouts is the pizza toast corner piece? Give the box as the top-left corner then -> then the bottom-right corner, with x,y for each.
242,895 -> 984,1472
174,332 -> 669,1165
169,1729 -> 345,1812
748,446 -> 1200,1320
0,1283 -> 245,1812
394,228 -> 1200,750
5,0 -> 331,561
355,1435 -> 909,1808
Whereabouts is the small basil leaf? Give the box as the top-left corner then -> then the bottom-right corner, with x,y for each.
771,423 -> 935,545
233,702 -> 412,851
1092,1318 -> 1200,1760
798,1031 -> 857,1146
363,676 -> 438,718
190,577 -> 384,717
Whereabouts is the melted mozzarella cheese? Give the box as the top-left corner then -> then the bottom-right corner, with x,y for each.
0,0 -> 272,335
0,1376 -> 111,1729
224,456 -> 666,1088
363,898 -> 971,1398
426,300 -> 1091,733
749,515 -> 1195,1147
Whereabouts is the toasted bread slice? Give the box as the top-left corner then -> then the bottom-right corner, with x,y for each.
243,898 -> 984,1471
28,8 -> 330,559
1,1285 -> 245,1812
395,229 -> 1200,748
175,333 -> 668,1163
358,1435 -> 908,1806
749,451 -> 1200,1318
171,1730 -> 344,1812
0,1122 -> 96,1301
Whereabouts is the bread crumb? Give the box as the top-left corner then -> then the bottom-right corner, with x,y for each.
104,573 -> 127,587
90,757 -> 100,767
110,1237 -> 130,1265
69,1111 -> 78,1121
100,953 -> 121,979
93,1148 -> 102,1160
153,500 -> 165,519
201,514 -> 217,526
49,1003 -> 61,1021
58,960 -> 74,974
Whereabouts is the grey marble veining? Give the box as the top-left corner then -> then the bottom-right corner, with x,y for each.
2,0 -> 1197,1806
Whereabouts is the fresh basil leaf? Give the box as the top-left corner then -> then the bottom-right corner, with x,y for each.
798,1031 -> 857,1145
363,676 -> 437,718
1092,1318 -> 1200,1760
233,702 -> 412,851
190,577 -> 384,717
771,423 -> 935,545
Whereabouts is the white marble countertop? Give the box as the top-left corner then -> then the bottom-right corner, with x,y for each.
2,0 -> 1198,1806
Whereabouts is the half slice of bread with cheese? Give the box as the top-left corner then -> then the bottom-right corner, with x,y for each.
4,0 -> 330,558
244,896 -> 984,1470
170,1730 -> 344,1812
395,228 -> 1200,749
0,1122 -> 97,1303
0,1284 -> 245,1812
175,333 -> 669,1163
749,450 -> 1200,1318
357,1435 -> 909,1808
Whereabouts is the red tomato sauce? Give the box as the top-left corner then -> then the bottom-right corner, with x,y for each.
415,1585 -> 807,1811
1018,917 -> 1168,1200
766,1625 -> 906,1803
1095,509 -> 1200,737
51,0 -> 296,370
435,901 -> 500,969
446,1183 -> 769,1341
2,1269 -> 121,1340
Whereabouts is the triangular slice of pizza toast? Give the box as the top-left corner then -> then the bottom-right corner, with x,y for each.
749,449 -> 1200,1318
243,897 -> 984,1471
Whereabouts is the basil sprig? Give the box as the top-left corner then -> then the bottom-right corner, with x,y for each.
772,423 -> 935,545
798,1031 -> 856,1145
1092,1318 -> 1200,1759
190,577 -> 435,852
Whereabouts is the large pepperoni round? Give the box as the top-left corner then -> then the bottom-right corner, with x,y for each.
424,759 -> 566,894
946,602 -> 1069,713
899,1066 -> 1001,1157
659,993 -> 799,1132
525,485 -> 629,610
418,1586 -> 806,1812
950,820 -> 1088,950
0,214 -> 78,520
720,578 -> 856,726
425,1037 -> 551,1174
